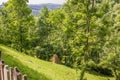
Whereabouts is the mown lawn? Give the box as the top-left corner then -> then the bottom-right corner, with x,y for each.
0,45 -> 114,80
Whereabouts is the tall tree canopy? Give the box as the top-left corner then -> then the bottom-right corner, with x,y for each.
2,0 -> 35,52
0,0 -> 120,80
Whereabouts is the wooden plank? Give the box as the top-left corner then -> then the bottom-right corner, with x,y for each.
0,61 -> 2,80
22,75 -> 27,80
9,67 -> 13,80
13,67 -> 18,80
0,51 -> 27,80
7,67 -> 10,80
17,73 -> 22,80
0,61 -> 4,80
13,67 -> 23,80
4,65 -> 9,80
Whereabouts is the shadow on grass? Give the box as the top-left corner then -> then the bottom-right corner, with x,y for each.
87,69 -> 114,78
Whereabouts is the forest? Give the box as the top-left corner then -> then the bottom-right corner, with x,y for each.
0,0 -> 120,80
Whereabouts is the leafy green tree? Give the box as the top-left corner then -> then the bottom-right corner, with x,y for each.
98,2 -> 120,80
1,0 -> 120,79
35,7 -> 53,60
0,6 -> 11,44
61,0 -> 101,79
47,8 -> 67,64
3,0 -> 34,52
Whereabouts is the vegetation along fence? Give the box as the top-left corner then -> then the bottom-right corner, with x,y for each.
0,51 -> 27,80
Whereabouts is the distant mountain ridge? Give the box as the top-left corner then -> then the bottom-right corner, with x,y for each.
0,3 -> 62,16
29,3 -> 62,10
29,3 -> 62,16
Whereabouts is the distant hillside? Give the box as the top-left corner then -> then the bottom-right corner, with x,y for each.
29,3 -> 62,16
0,3 -> 62,16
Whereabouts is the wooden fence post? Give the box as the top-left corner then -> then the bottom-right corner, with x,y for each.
4,65 -> 9,80
17,73 -> 22,80
9,67 -> 13,80
13,67 -> 22,80
13,67 -> 18,80
0,61 -> 2,80
0,61 -> 4,80
0,51 -> 27,80
22,75 -> 27,80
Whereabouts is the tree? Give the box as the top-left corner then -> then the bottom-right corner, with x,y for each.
99,2 -> 120,80
61,0 -> 101,79
35,7 -> 53,60
0,6 -> 11,44
3,0 -> 34,52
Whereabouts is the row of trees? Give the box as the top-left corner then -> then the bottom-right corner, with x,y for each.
0,0 -> 120,80
0,0 -> 35,52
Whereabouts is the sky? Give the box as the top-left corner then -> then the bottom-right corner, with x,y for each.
0,0 -> 66,5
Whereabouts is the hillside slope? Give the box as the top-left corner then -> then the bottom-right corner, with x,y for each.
0,45 -> 114,80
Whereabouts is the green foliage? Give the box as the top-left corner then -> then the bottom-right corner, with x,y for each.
0,45 -> 115,80
0,0 -> 35,52
0,0 -> 120,79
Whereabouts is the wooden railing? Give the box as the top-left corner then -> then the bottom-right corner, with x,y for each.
0,51 -> 27,80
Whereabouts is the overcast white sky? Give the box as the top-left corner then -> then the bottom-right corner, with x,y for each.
0,0 -> 66,4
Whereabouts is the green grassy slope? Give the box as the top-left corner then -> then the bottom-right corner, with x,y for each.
0,45 -> 114,80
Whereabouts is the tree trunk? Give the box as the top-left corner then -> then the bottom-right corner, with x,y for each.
80,1 -> 91,80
